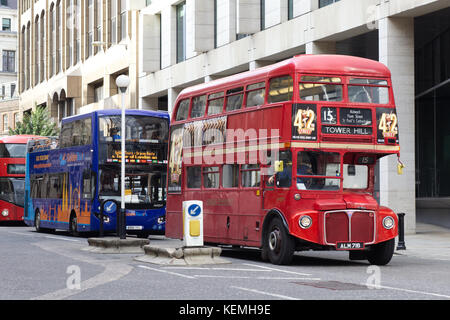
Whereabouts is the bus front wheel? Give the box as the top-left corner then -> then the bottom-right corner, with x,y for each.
265,217 -> 295,265
69,212 -> 79,237
367,238 -> 395,265
35,210 -> 43,233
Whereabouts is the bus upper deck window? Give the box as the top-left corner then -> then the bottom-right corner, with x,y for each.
191,95 -> 206,118
268,76 -> 293,104
225,87 -> 244,112
246,82 -> 265,107
207,92 -> 224,116
299,76 -> 343,102
348,78 -> 389,104
175,99 -> 190,121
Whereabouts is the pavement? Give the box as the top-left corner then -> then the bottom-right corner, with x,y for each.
396,223 -> 450,261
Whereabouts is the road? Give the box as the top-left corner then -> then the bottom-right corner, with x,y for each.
1,223 -> 450,305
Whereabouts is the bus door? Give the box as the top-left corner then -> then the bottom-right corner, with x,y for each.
262,150 -> 292,219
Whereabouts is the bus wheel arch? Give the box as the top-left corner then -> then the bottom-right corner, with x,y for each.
261,210 -> 295,265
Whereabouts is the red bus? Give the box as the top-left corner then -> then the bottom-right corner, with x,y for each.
0,135 -> 41,222
166,54 -> 400,265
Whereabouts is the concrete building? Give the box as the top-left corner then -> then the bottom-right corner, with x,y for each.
17,0 -> 149,122
138,0 -> 450,233
0,0 -> 19,135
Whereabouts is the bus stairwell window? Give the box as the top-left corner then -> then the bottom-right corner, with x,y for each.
268,76 -> 293,104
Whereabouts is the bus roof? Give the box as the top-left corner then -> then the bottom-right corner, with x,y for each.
0,135 -> 43,144
176,54 -> 391,103
61,109 -> 170,124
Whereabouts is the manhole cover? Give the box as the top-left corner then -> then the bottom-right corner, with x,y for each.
293,280 -> 368,291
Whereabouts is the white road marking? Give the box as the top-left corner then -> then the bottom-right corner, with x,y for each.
31,242 -> 133,300
138,265 -> 196,279
44,235 -> 81,242
231,286 -> 299,300
195,275 -> 321,281
365,283 -> 450,299
162,266 -> 272,272
243,263 -> 312,276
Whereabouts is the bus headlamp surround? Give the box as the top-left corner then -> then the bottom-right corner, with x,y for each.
299,215 -> 312,229
1,209 -> 9,217
383,216 -> 395,230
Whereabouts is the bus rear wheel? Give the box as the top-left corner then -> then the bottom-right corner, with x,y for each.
367,238 -> 395,265
265,217 -> 295,265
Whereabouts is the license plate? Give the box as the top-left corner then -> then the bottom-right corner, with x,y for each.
336,242 -> 365,250
126,225 -> 143,230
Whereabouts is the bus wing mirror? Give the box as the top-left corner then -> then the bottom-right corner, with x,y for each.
274,161 -> 284,173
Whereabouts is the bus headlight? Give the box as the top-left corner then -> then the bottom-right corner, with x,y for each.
157,216 -> 165,224
299,215 -> 312,229
383,216 -> 395,230
1,209 -> 9,217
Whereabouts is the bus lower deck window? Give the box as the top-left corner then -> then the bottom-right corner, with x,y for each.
187,166 -> 201,188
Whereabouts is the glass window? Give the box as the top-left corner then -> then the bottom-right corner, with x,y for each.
71,118 -> 92,146
343,164 -> 368,189
2,18 -> 11,31
191,95 -> 206,118
187,166 -> 201,188
268,150 -> 292,188
48,174 -> 62,199
82,170 -> 94,199
99,167 -> 120,195
268,76 -> 293,103
2,50 -> 15,72
319,0 -> 340,8
299,76 -> 343,102
207,92 -> 224,115
203,166 -> 219,188
120,0 -> 127,41
176,2 -> 186,63
0,178 -> 24,206
98,115 -> 169,143
348,79 -> 389,104
297,151 -> 341,191
225,87 -> 244,112
60,121 -> 73,148
7,164 -> 25,174
241,164 -> 260,188
99,166 -> 166,204
175,99 -> 190,121
0,143 -> 27,158
222,164 -> 239,188
246,82 -> 265,107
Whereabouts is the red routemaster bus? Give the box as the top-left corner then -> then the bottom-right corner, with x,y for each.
0,135 -> 41,222
166,54 -> 401,265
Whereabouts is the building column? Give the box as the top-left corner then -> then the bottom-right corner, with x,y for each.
168,87 -> 182,118
378,17 -> 416,234
305,41 -> 336,54
249,60 -> 273,71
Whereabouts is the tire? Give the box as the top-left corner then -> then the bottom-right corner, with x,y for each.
265,216 -> 295,265
367,238 -> 395,265
35,210 -> 43,233
137,232 -> 150,239
69,212 -> 79,237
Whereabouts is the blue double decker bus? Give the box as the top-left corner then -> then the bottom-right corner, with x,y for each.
24,109 -> 169,237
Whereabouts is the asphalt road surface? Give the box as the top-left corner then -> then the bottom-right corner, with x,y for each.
1,223 -> 450,305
